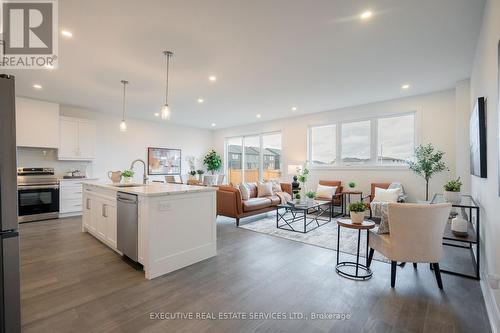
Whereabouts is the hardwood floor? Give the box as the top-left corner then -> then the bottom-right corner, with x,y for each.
20,216 -> 491,333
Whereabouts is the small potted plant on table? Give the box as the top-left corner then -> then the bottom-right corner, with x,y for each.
348,201 -> 366,224
121,169 -> 134,183
305,191 -> 316,203
443,177 -> 462,204
196,169 -> 205,182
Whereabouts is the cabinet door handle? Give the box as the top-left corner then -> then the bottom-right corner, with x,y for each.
86,198 -> 90,209
102,204 -> 107,218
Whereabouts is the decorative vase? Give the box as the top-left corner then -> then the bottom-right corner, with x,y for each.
350,211 -> 365,224
107,170 -> 122,184
443,191 -> 461,204
451,216 -> 468,237
123,177 -> 131,184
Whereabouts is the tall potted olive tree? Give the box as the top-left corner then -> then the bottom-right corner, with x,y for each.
407,144 -> 448,201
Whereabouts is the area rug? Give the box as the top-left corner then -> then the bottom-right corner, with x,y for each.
239,214 -> 389,263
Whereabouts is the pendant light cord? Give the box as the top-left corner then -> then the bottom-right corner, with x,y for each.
121,80 -> 128,121
164,51 -> 173,105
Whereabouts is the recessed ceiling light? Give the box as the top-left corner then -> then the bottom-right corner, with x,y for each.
211,123 -> 216,127
208,76 -> 217,82
291,106 -> 297,111
33,84 -> 42,90
61,30 -> 73,37
197,98 -> 204,103
154,113 -> 160,117
256,114 -> 261,119
360,11 -> 373,20
401,84 -> 410,90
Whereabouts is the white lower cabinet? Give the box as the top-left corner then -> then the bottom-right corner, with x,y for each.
82,188 -> 118,251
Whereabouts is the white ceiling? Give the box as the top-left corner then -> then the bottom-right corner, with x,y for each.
5,0 -> 485,129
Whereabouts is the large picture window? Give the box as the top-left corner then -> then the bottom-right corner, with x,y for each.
308,112 -> 416,166
310,125 -> 336,165
225,132 -> 282,184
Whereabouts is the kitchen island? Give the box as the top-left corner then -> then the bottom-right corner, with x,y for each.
81,182 -> 217,279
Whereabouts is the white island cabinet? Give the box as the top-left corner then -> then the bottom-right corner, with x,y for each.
81,182 -> 217,279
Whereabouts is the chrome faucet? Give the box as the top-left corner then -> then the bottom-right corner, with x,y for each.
130,159 -> 148,184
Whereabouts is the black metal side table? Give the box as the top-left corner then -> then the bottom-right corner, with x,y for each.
336,218 -> 375,280
430,194 -> 480,280
341,191 -> 363,216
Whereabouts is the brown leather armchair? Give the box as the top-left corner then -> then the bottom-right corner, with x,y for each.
217,183 -> 292,226
316,180 -> 343,207
363,183 -> 406,217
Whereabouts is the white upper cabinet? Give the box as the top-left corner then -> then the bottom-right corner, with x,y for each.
15,97 -> 60,148
58,116 -> 96,160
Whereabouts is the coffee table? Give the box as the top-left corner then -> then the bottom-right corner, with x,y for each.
276,200 -> 332,233
335,218 -> 375,280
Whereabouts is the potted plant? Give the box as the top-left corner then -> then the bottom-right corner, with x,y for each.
203,150 -> 222,185
186,156 -> 197,180
407,144 -> 448,201
305,191 -> 316,202
297,164 -> 310,193
348,181 -> 356,190
121,169 -> 134,183
348,201 -> 366,224
196,169 -> 205,181
443,177 -> 462,204
295,193 -> 301,201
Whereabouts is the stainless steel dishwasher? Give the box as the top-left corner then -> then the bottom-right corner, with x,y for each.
117,192 -> 139,262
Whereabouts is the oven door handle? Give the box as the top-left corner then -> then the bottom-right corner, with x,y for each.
18,185 -> 60,190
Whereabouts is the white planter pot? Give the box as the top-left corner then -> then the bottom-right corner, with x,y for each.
123,177 -> 132,184
203,174 -> 217,186
443,191 -> 461,204
350,211 -> 365,224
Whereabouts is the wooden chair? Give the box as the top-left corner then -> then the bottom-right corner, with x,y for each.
367,203 -> 451,288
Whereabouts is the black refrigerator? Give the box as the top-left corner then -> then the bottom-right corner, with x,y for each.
0,74 -> 21,332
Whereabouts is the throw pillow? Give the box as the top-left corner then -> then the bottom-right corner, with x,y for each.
239,183 -> 250,200
373,187 -> 400,203
257,182 -> 273,197
316,184 -> 337,199
270,180 -> 282,193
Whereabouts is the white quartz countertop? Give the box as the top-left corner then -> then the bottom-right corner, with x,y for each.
83,181 -> 216,197
59,177 -> 99,181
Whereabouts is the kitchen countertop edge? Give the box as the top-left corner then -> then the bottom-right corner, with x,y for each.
82,181 -> 217,197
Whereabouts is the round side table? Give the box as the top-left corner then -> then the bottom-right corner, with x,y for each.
335,218 -> 375,280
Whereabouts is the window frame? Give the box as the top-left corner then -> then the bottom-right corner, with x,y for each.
224,131 -> 283,183
307,111 -> 420,170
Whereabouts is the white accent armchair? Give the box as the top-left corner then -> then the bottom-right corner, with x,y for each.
367,202 -> 451,289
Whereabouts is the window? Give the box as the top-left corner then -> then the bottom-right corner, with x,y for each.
262,133 -> 282,181
225,132 -> 282,184
341,120 -> 371,163
377,114 -> 415,164
308,112 -> 416,167
310,125 -> 336,165
244,136 -> 260,182
226,137 -> 242,184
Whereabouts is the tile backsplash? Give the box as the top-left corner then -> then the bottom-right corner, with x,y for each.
17,147 -> 93,178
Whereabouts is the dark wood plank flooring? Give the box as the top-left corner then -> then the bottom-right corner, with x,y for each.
19,216 -> 491,333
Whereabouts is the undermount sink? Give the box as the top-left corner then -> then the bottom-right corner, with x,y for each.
113,183 -> 145,188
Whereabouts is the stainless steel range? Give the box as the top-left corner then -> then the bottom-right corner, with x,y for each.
17,167 -> 59,223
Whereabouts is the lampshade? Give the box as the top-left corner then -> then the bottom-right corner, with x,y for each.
287,164 -> 301,175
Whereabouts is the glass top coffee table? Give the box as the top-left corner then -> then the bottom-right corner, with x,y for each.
276,199 -> 332,233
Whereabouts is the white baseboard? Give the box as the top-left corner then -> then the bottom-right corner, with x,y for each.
481,271 -> 500,333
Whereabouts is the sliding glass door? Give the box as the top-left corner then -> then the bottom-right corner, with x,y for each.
225,132 -> 282,184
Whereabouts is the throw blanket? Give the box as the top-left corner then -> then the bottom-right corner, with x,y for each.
276,191 -> 292,204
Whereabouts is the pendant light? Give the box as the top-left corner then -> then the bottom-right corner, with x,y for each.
160,50 -> 174,120
120,80 -> 129,131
